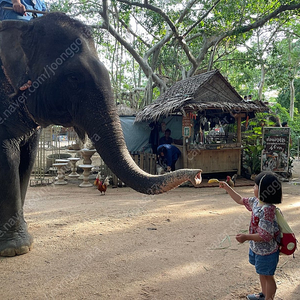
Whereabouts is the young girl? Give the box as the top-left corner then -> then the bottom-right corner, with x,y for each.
220,171 -> 282,300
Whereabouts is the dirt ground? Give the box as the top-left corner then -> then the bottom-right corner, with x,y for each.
1,161 -> 300,300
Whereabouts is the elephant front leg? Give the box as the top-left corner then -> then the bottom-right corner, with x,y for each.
19,129 -> 41,206
0,213 -> 33,257
0,139 -> 33,256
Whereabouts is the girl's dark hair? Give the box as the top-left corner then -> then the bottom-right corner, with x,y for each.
254,171 -> 282,204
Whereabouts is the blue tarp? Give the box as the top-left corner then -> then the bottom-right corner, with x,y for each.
120,117 -> 151,152
120,116 -> 183,153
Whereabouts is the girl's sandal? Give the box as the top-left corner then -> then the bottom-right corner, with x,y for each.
246,293 -> 265,300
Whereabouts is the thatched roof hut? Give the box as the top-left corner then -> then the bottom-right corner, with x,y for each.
135,70 -> 270,175
135,69 -> 268,122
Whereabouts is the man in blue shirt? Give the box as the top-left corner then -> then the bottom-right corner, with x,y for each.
157,144 -> 181,172
0,0 -> 46,21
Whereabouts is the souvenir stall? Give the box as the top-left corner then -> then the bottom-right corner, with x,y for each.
135,70 -> 269,175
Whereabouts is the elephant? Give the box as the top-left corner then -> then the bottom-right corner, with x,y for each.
0,12 -> 202,256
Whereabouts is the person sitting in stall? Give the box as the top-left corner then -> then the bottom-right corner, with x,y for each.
159,128 -> 183,145
159,128 -> 173,145
157,144 -> 181,172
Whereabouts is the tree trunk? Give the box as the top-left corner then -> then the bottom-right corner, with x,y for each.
290,78 -> 295,120
258,63 -> 265,101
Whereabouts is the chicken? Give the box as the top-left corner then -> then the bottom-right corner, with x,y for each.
94,172 -> 101,187
226,174 -> 237,188
97,176 -> 110,195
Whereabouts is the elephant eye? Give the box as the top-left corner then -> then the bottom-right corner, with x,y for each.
67,74 -> 82,89
68,75 -> 79,83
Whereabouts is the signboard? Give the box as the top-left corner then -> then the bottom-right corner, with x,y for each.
182,115 -> 192,137
183,126 -> 191,137
261,127 -> 290,173
182,115 -> 192,127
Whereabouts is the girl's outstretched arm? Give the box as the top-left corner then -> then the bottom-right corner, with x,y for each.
219,181 -> 244,205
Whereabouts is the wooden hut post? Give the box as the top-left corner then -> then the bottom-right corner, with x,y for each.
235,114 -> 245,175
182,111 -> 191,169
236,115 -> 242,144
183,137 -> 187,168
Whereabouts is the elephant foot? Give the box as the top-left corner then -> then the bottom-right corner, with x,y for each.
0,224 -> 33,257
0,244 -> 32,256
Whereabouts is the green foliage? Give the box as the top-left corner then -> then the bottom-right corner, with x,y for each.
277,78 -> 300,113
243,143 -> 264,175
242,112 -> 278,174
269,103 -> 300,157
271,102 -> 291,123
48,0 -> 300,110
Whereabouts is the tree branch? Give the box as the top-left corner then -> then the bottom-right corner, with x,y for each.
117,0 -> 198,71
118,17 -> 151,48
227,3 -> 300,37
188,3 -> 300,76
177,0 -> 198,24
183,0 -> 221,37
117,0 -> 178,34
101,1 -> 167,90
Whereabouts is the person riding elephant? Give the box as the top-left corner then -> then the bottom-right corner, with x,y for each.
0,0 -> 46,21
0,13 -> 202,256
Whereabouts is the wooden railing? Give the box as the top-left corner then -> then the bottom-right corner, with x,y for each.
130,152 -> 157,175
110,152 -> 157,187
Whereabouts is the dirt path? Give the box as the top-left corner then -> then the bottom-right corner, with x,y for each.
1,161 -> 300,300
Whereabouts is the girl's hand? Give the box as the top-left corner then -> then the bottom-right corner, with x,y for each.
219,181 -> 228,189
236,234 -> 247,243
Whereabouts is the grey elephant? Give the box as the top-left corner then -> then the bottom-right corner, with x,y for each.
0,13 -> 202,256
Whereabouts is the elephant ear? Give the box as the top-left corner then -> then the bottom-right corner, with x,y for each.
0,20 -> 33,92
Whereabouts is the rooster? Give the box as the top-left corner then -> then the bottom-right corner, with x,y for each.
226,174 -> 237,188
94,172 -> 101,187
96,176 -> 110,195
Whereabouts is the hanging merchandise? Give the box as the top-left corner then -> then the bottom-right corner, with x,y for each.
200,116 -> 207,130
204,121 -> 209,131
148,122 -> 160,154
189,112 -> 197,120
161,122 -> 166,133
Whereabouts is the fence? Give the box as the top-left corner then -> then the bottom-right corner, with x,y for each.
31,126 -> 80,185
110,152 -> 157,186
131,152 -> 157,174
32,126 -> 157,186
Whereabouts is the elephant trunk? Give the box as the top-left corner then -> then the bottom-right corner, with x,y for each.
79,101 -> 202,194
